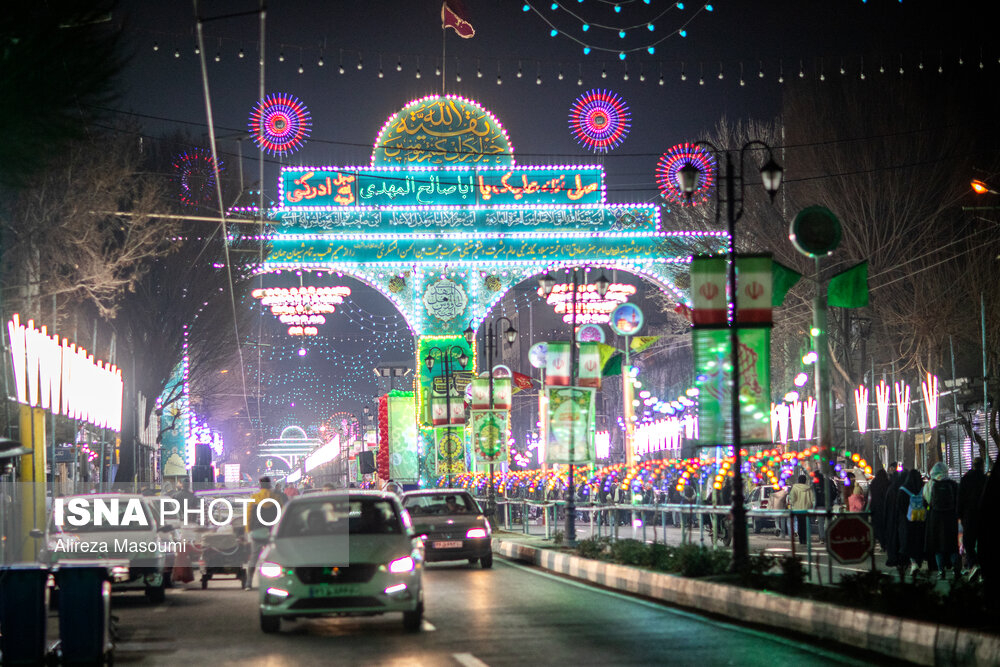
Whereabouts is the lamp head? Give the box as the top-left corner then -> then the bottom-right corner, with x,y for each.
458,352 -> 470,369
972,179 -> 992,195
594,273 -> 610,297
538,273 -> 556,297
677,163 -> 701,198
760,157 -> 784,202
463,323 -> 475,345
504,325 -> 518,345
424,354 -> 434,371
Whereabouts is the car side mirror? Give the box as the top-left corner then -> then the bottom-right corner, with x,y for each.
29,528 -> 44,539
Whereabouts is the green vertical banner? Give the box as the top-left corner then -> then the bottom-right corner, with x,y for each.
416,335 -> 474,428
387,392 -> 417,483
434,428 -> 467,476
694,328 -> 772,445
159,363 -> 188,477
545,386 -> 596,464
471,410 -> 509,463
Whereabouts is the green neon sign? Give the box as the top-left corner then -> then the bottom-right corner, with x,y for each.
279,166 -> 604,208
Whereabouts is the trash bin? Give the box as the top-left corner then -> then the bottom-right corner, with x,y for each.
0,564 -> 50,665
55,563 -> 112,665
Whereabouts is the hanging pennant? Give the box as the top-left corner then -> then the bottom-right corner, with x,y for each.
470,378 -> 491,409
434,427 -> 467,476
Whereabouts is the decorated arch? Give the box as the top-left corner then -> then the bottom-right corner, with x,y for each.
248,94 -> 725,484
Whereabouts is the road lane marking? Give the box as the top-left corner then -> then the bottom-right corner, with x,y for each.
453,653 -> 489,667
422,619 -> 436,631
153,605 -> 169,613
496,558 -> 853,664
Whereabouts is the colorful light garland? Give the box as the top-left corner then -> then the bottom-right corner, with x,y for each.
656,142 -> 717,206
248,93 -> 312,157
568,89 -> 631,152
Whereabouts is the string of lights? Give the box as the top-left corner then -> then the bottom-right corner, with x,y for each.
143,30 -> 998,88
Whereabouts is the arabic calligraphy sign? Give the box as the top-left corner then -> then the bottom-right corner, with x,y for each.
826,515 -> 873,564
273,204 -> 656,234
372,95 -> 513,166
280,166 -> 604,208
265,234 -> 672,267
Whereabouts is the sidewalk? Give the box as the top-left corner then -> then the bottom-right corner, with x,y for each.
491,532 -> 1000,666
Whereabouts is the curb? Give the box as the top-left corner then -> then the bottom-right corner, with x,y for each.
493,538 -> 1000,666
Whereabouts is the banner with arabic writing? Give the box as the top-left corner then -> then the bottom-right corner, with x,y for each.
545,386 -> 595,464
280,166 -> 604,208
471,410 -> 509,463
694,328 -> 772,445
434,427 -> 467,476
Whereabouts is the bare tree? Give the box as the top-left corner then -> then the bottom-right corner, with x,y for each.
1,128 -> 176,321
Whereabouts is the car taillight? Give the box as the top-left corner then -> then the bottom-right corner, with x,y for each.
466,527 -> 489,539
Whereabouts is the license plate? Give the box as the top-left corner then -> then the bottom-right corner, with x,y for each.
308,583 -> 361,598
433,540 -> 463,549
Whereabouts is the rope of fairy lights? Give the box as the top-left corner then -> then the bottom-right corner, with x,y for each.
521,2 -> 713,57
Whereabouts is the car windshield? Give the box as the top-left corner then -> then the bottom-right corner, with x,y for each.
49,497 -> 156,533
403,493 -> 478,516
277,497 -> 401,538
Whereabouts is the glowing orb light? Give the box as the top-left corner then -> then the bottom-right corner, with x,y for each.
568,89 -> 631,153
248,93 -> 312,157
656,143 -> 717,206
172,149 -> 223,207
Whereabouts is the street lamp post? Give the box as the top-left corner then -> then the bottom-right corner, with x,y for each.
465,317 -> 518,522
424,346 -> 469,488
678,141 -> 783,572
538,268 -> 610,546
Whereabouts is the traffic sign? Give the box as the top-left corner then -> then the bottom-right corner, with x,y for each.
826,515 -> 873,564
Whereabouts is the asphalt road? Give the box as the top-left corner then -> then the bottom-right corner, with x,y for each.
101,557 -> 869,666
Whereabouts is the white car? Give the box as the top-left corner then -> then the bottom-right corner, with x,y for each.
257,490 -> 424,633
35,493 -> 173,602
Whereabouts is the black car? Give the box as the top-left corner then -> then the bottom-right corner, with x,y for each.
401,490 -> 493,568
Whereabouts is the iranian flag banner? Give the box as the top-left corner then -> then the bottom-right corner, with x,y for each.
577,342 -> 602,388
691,256 -> 727,326
736,255 -> 773,325
546,341 -> 571,385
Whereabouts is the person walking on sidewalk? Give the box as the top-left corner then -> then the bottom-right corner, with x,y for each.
868,469 -> 890,551
897,469 -> 928,579
959,457 -> 987,577
924,461 -> 960,580
788,474 -> 814,545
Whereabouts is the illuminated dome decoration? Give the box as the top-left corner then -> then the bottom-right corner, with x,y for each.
248,93 -> 312,157
172,149 -> 223,207
372,94 -> 513,166
568,89 -> 631,153
656,143 -> 717,206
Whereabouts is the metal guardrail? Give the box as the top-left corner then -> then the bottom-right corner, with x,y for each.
477,497 -> 874,583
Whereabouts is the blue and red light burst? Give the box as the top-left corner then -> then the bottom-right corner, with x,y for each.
248,93 -> 312,157
656,143 -> 717,206
568,89 -> 631,153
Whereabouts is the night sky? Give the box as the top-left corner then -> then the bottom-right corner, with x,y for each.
108,1 -> 992,449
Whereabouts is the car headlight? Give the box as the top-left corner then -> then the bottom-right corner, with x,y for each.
259,561 -> 283,578
466,527 -> 489,539
388,556 -> 415,573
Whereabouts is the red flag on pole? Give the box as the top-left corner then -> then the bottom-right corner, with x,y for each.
512,371 -> 534,393
442,1 -> 475,38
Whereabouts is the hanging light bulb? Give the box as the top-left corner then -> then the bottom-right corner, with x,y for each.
174,49 -> 180,58
153,41 -> 159,51
214,51 -> 221,62
318,55 -> 324,67
278,51 -> 285,62
239,48 -> 245,59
